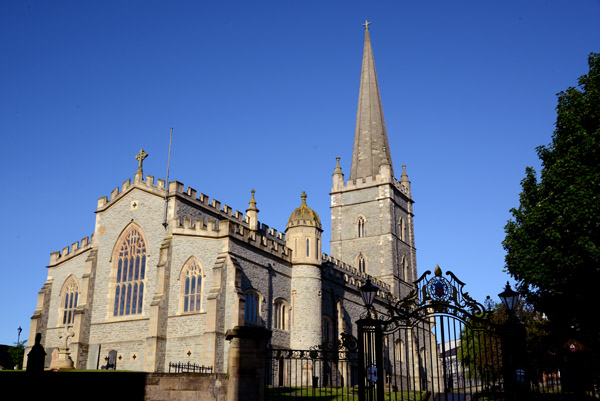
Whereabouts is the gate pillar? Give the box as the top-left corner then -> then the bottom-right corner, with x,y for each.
357,317 -> 384,401
225,326 -> 272,401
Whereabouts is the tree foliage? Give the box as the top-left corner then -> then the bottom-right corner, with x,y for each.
503,53 -> 600,349
8,340 -> 27,369
458,300 -> 556,385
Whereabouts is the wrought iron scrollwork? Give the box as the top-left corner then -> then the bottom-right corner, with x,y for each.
270,332 -> 358,361
380,265 -> 490,332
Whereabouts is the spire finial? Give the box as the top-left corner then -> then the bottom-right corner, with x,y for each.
363,20 -> 371,30
135,148 -> 148,175
301,191 -> 307,205
334,157 -> 342,174
247,189 -> 258,211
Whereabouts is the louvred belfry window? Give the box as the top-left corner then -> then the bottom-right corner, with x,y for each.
113,227 -> 147,316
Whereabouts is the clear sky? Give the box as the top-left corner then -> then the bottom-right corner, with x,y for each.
1,0 -> 598,346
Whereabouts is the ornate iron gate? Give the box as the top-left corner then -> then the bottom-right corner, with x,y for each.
358,266 -> 504,401
266,333 -> 359,400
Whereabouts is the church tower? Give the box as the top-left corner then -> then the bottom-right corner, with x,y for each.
330,22 -> 417,298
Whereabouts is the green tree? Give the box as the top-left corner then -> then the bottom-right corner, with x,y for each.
458,317 -> 502,384
503,53 -> 600,350
458,301 -> 556,385
8,340 -> 27,369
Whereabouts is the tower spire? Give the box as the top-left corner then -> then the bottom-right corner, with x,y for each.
350,21 -> 394,181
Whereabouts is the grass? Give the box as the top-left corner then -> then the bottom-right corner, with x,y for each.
266,386 -> 428,400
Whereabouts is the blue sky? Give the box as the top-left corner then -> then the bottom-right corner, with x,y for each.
1,0 -> 598,345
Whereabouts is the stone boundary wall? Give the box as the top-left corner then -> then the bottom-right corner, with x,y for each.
0,372 -> 229,401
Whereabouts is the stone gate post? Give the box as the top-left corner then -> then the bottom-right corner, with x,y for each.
225,326 -> 272,401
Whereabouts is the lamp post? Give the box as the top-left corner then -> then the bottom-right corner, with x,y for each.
498,282 -> 526,400
359,278 -> 379,318
358,278 -> 383,401
498,282 -> 519,314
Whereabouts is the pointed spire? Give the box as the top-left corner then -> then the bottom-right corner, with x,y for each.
350,22 -> 394,181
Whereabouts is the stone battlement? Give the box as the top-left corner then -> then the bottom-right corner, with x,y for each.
49,235 -> 94,266
173,218 -> 291,260
171,181 -> 286,244
96,174 -> 286,244
342,174 -> 410,198
97,174 -> 167,208
321,253 -> 393,300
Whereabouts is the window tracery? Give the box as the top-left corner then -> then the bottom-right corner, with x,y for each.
180,258 -> 204,313
112,225 -> 147,317
60,276 -> 79,325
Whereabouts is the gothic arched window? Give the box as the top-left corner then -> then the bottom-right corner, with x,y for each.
402,256 -> 409,281
399,217 -> 406,242
60,276 -> 79,325
180,258 -> 204,313
357,216 -> 366,238
273,298 -> 289,330
395,339 -> 405,363
112,225 -> 147,317
357,254 -> 366,273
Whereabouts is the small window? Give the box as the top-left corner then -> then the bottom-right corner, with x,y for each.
245,291 -> 260,323
395,339 -> 405,362
274,299 -> 289,330
402,256 -> 409,281
399,217 -> 406,242
358,217 -> 365,238
306,238 -> 310,257
357,254 -> 366,273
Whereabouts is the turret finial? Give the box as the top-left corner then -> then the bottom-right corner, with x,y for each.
301,191 -> 307,205
247,189 -> 259,212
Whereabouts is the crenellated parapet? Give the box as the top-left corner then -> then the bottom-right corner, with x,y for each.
49,235 -> 94,267
320,252 -> 394,301
341,174 -> 410,198
97,174 -> 167,209
95,175 -> 287,245
173,218 -> 291,261
168,181 -> 287,244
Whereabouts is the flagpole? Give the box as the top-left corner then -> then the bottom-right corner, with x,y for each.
163,127 -> 173,228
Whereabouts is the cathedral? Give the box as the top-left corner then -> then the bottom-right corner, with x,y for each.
25,24 -> 417,373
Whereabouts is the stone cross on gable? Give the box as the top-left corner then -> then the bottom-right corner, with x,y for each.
135,148 -> 148,174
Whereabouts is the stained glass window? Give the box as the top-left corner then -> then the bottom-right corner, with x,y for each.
113,226 -> 146,316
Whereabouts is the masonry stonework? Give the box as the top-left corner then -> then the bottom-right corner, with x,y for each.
25,26 -> 419,381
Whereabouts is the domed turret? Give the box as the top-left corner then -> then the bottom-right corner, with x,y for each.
286,191 -> 322,265
287,191 -> 322,229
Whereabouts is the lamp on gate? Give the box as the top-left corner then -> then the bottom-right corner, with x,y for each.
360,278 -> 379,312
498,281 -> 519,314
